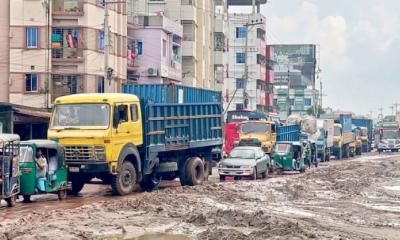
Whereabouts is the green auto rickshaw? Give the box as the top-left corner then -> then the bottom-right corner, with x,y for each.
19,140 -> 69,202
0,134 -> 20,207
273,141 -> 306,174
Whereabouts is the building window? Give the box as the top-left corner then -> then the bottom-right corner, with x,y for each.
97,77 -> 105,93
162,39 -> 167,57
25,74 -> 38,92
26,27 -> 38,48
289,99 -> 295,106
136,40 -> 143,55
236,52 -> 245,64
236,27 -> 246,38
236,103 -> 244,110
236,78 -> 244,89
98,31 -> 105,51
97,0 -> 105,6
304,98 -> 312,106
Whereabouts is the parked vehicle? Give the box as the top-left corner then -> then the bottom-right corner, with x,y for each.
352,117 -> 373,152
316,119 -> 334,162
0,134 -> 20,207
49,85 -> 223,196
376,122 -> 400,153
19,140 -> 69,202
218,146 -> 271,181
273,142 -> 306,173
322,113 -> 353,159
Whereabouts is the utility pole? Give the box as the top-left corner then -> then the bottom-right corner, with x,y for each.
103,1 -> 126,93
390,105 -> 395,116
104,1 -> 111,92
394,103 -> 399,115
243,17 -> 263,109
378,107 -> 383,120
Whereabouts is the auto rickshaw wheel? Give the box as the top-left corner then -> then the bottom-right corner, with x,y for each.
58,189 -> 67,200
23,195 -> 31,203
5,195 -> 17,207
300,166 -> 306,173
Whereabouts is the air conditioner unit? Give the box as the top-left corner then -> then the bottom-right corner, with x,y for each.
147,68 -> 159,77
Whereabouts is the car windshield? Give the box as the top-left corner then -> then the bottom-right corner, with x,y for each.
382,130 -> 399,139
241,123 -> 269,134
51,104 -> 110,129
275,143 -> 291,153
230,149 -> 256,159
334,126 -> 341,136
20,146 -> 33,163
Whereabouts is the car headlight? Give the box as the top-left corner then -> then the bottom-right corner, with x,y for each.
94,146 -> 106,161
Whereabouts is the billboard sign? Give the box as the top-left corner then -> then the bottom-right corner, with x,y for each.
272,44 -> 317,87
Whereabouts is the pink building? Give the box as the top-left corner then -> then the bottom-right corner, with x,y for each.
127,15 -> 183,84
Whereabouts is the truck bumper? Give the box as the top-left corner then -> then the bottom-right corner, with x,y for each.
67,162 -> 109,174
218,168 -> 253,176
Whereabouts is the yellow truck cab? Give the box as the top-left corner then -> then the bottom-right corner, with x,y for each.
238,120 -> 277,155
48,92 -> 223,195
349,126 -> 363,156
360,127 -> 369,150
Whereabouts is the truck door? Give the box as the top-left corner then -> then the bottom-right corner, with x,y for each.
113,104 -> 131,145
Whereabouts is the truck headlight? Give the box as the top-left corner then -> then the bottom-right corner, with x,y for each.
94,146 -> 106,161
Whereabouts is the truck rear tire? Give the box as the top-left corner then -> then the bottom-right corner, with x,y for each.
111,161 -> 137,195
139,173 -> 161,192
344,145 -> 350,159
185,157 -> 205,186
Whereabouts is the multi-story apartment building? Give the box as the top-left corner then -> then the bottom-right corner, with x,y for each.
128,0 -> 226,90
224,13 -> 269,112
127,14 -> 182,84
6,0 -> 127,108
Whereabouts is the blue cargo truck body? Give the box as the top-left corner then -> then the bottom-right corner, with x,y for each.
123,84 -> 223,188
352,118 -> 373,151
277,125 -> 300,142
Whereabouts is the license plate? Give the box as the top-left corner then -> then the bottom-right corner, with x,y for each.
69,167 -> 80,172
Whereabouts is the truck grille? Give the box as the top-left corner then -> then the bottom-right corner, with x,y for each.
64,146 -> 105,162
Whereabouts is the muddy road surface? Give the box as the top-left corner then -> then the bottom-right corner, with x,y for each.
1,153 -> 400,240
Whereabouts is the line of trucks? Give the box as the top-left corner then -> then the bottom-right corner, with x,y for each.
0,83 -> 377,205
224,110 -> 374,166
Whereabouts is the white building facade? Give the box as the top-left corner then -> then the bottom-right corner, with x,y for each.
224,13 -> 267,112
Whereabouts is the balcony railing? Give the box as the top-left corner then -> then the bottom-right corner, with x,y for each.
53,0 -> 84,16
52,28 -> 83,60
51,74 -> 83,102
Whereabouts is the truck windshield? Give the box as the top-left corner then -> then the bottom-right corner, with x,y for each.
334,126 -> 341,136
382,130 -> 399,139
361,129 -> 368,136
52,104 -> 110,129
275,143 -> 290,153
241,123 -> 269,134
230,149 -> 256,159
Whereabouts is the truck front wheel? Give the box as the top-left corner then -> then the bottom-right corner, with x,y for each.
185,157 -> 205,186
68,177 -> 85,196
111,161 -> 137,195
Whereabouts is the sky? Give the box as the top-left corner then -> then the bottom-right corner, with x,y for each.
232,0 -> 400,117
